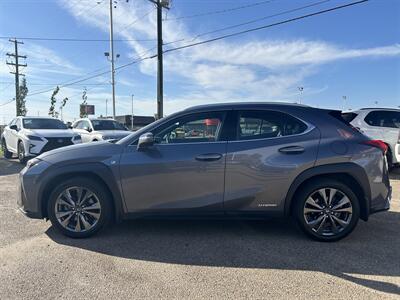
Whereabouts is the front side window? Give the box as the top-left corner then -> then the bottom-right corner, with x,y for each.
237,110 -> 308,140
154,112 -> 224,144
22,118 -> 67,129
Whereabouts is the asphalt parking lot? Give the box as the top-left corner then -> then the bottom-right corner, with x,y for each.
0,158 -> 399,299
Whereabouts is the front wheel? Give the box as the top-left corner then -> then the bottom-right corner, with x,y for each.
294,179 -> 360,242
17,141 -> 27,164
47,177 -> 112,238
1,139 -> 13,159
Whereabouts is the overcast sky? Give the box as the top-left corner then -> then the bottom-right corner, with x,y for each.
0,0 -> 399,123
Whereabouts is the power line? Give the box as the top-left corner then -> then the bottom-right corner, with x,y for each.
164,0 -> 369,54
26,54 -> 155,98
164,0 -> 276,21
192,0 -> 332,41
0,36 -> 156,42
19,0 -> 369,99
0,98 -> 15,107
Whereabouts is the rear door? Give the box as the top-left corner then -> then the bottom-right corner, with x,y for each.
224,110 -> 320,214
119,111 -> 228,214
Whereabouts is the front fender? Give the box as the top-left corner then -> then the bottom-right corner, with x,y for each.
38,162 -> 125,222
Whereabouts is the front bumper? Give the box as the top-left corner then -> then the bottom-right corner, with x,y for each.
17,160 -> 51,219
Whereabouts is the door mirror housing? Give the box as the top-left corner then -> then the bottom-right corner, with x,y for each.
10,125 -> 18,131
137,132 -> 154,150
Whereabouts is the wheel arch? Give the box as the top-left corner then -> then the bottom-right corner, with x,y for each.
39,163 -> 125,222
284,163 -> 371,221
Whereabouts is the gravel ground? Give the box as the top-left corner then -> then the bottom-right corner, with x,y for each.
0,158 -> 399,299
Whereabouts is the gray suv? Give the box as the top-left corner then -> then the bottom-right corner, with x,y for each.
18,103 -> 391,241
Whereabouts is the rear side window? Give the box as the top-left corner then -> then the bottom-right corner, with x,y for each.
364,111 -> 400,128
341,112 -> 358,123
237,110 -> 308,140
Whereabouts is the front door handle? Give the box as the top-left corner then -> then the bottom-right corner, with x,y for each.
195,153 -> 223,162
279,146 -> 305,154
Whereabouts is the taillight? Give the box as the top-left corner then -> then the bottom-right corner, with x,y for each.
362,140 -> 388,154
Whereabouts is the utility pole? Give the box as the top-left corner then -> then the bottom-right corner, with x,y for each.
131,94 -> 134,130
148,0 -> 170,119
106,99 -> 108,118
6,39 -> 27,116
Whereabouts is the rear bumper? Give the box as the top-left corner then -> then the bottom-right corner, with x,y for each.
370,186 -> 391,215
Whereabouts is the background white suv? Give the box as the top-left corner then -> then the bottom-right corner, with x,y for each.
72,118 -> 131,143
342,108 -> 400,168
1,117 -> 81,163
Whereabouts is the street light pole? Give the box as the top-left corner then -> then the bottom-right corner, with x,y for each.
109,0 -> 116,119
298,86 -> 304,104
106,99 -> 108,118
131,94 -> 134,130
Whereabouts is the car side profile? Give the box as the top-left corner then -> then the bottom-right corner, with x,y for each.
1,116 -> 82,163
18,103 -> 391,241
342,108 -> 400,168
72,118 -> 131,143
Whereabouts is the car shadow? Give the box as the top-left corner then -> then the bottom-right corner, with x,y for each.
0,158 -> 24,176
46,210 -> 400,295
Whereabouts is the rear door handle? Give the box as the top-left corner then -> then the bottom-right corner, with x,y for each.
278,146 -> 305,154
195,153 -> 223,162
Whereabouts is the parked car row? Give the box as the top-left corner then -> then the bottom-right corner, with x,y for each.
1,117 -> 130,163
342,108 -> 400,168
15,103 -> 392,242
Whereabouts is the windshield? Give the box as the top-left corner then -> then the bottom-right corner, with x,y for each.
23,118 -> 68,129
92,120 -> 128,131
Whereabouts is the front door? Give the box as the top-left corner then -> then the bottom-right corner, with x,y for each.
119,111 -> 227,214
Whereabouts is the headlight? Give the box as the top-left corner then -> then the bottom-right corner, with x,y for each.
26,158 -> 42,169
27,135 -> 43,141
72,135 -> 82,141
102,135 -> 111,140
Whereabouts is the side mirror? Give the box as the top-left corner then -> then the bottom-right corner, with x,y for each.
10,125 -> 18,131
88,128 -> 92,132
137,132 -> 154,150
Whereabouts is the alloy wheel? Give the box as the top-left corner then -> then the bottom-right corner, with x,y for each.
303,188 -> 353,237
54,186 -> 102,232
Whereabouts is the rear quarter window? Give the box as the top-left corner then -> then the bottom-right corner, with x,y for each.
341,112 -> 358,123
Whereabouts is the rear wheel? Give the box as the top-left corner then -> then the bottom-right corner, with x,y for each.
17,141 -> 26,164
1,139 -> 13,159
47,177 -> 112,238
294,179 -> 360,242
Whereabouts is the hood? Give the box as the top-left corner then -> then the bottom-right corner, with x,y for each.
24,129 -> 75,138
95,130 -> 132,138
37,140 -> 124,165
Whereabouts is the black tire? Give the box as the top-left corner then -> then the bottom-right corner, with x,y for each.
47,177 -> 112,238
386,148 -> 394,170
294,179 -> 360,242
1,139 -> 13,159
17,141 -> 27,164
